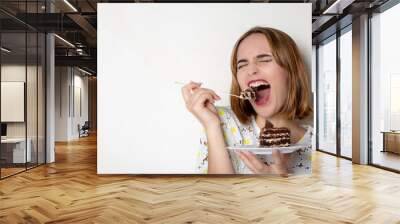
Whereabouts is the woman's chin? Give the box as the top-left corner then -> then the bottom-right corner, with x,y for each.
252,106 -> 275,118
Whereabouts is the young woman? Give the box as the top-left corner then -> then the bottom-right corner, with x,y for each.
181,27 -> 313,175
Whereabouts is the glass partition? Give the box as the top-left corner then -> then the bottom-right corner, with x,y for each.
339,28 -> 352,158
1,31 -> 28,177
317,36 -> 337,155
0,1 -> 46,179
27,31 -> 38,169
371,3 -> 400,171
38,32 -> 45,165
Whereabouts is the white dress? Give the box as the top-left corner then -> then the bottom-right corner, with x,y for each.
195,106 -> 313,174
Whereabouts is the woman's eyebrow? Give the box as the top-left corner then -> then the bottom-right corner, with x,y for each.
237,58 -> 248,65
237,54 -> 272,65
256,54 -> 272,59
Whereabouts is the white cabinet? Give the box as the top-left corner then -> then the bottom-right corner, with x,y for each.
1,138 -> 32,163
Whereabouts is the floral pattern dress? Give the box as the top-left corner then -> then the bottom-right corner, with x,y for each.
196,106 -> 313,174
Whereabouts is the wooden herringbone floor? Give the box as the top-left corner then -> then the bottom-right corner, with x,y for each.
1,134 -> 400,224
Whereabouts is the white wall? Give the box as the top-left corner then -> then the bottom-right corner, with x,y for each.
98,3 -> 312,174
55,67 -> 89,141
55,67 -> 69,141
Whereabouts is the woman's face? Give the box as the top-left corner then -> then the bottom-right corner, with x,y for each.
236,33 -> 289,119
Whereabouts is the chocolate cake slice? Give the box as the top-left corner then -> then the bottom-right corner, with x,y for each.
259,122 -> 291,147
239,87 -> 256,100
239,84 -> 270,101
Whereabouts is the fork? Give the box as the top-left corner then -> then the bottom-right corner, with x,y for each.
174,81 -> 246,100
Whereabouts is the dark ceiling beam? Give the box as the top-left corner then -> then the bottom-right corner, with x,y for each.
0,8 -> 38,31
86,0 -> 97,11
2,12 -> 96,47
56,47 -> 97,57
0,18 -> 27,31
0,56 -> 42,65
11,13 -> 83,32
55,55 -> 96,70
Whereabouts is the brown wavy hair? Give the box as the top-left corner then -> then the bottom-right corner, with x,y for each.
230,26 -> 312,124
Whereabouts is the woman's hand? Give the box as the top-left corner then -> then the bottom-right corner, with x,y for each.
236,149 -> 289,176
181,81 -> 221,129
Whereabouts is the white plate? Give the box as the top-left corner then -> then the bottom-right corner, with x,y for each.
227,144 -> 309,155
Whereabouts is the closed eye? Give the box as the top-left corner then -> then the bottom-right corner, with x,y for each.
237,64 -> 248,70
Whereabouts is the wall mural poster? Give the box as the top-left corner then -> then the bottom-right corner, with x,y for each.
98,3 -> 313,175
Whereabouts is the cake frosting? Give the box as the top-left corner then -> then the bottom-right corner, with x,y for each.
259,122 -> 291,147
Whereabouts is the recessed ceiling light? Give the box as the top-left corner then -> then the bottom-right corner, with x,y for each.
323,0 -> 354,15
54,34 -> 75,48
78,67 -> 93,76
1,47 -> 11,53
63,0 -> 78,12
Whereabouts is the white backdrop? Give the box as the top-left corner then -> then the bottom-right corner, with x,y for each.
98,3 -> 311,174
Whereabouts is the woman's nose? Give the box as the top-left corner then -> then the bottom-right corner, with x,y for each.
247,63 -> 258,76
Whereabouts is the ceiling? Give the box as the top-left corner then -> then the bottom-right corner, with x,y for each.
0,0 -> 392,75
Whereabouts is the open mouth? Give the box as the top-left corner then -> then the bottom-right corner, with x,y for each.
240,83 -> 271,105
252,84 -> 271,105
